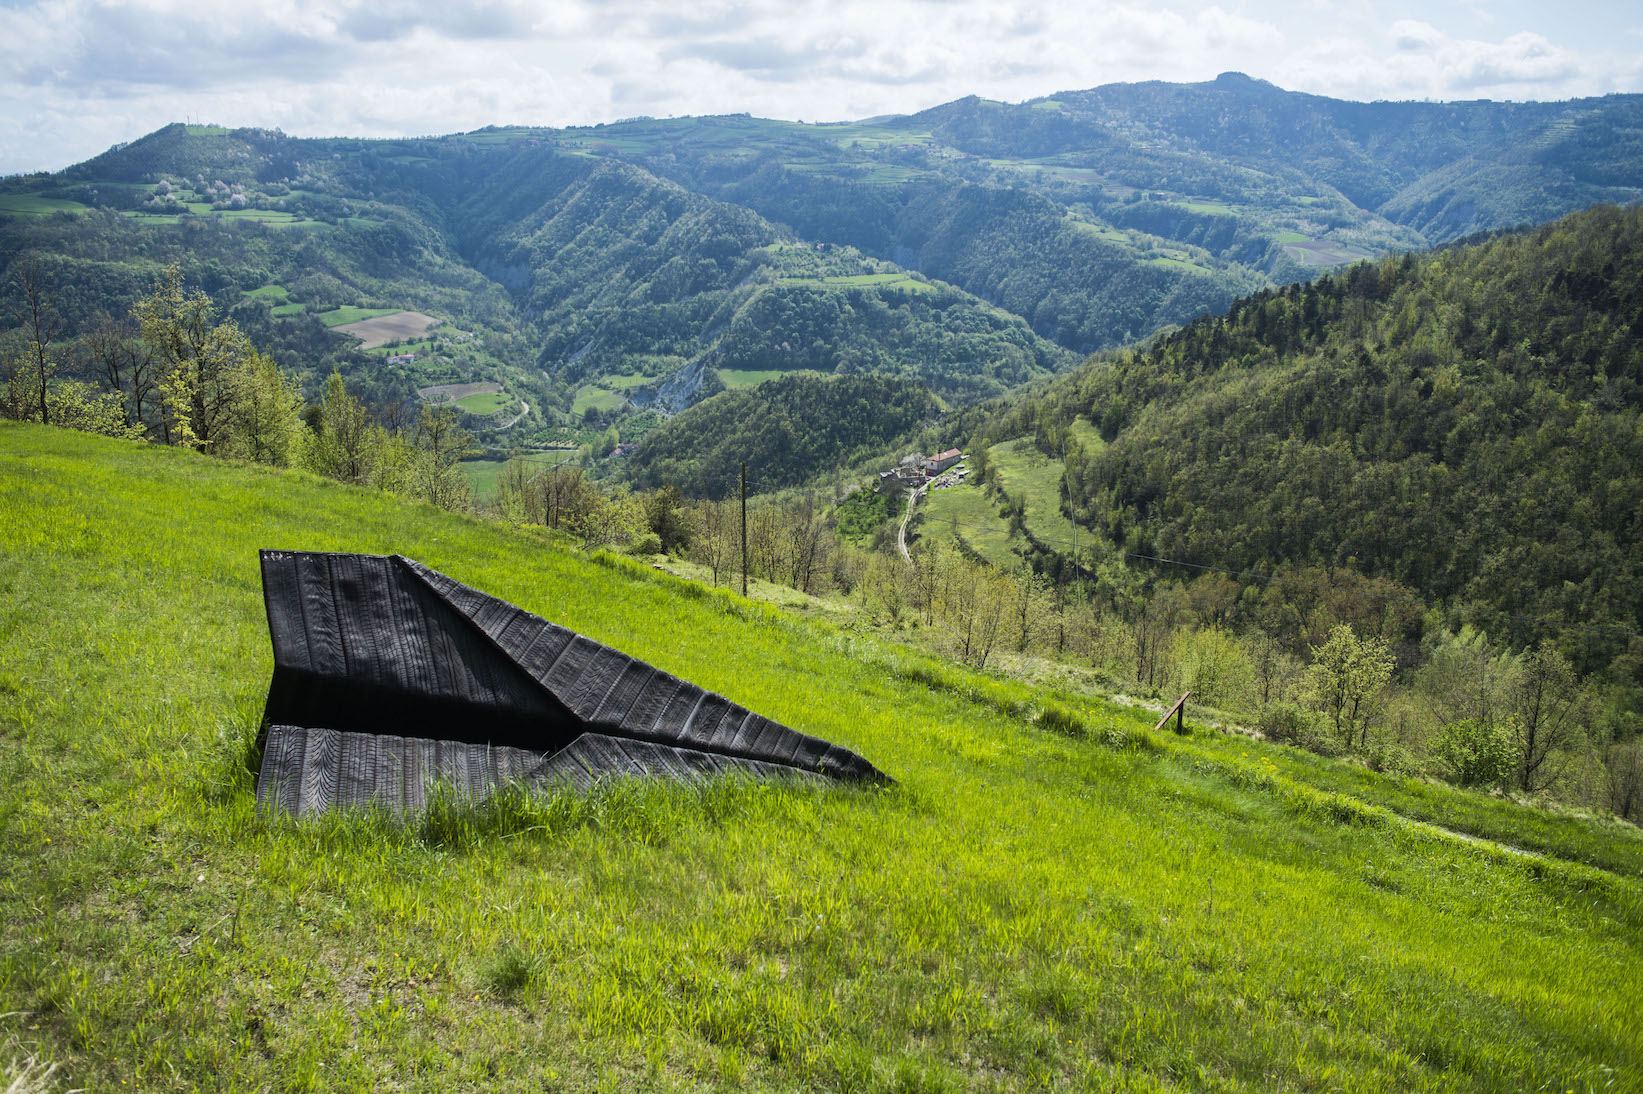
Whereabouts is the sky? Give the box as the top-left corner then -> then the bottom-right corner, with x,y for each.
2,0 -> 1641,175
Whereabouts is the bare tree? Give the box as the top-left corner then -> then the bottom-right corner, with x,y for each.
1511,645 -> 1583,793
79,312 -> 159,431
7,253 -> 64,424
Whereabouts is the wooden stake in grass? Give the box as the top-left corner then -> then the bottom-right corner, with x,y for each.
1155,691 -> 1191,735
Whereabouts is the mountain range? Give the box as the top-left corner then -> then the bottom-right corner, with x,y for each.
3,73 -> 1640,453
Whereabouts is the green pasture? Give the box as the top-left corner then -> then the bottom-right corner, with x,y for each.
455,392 -> 512,415
1274,229 -> 1312,243
917,480 -> 1017,567
988,436 -> 1088,555
317,306 -> 401,328
270,303 -> 306,318
242,285 -> 290,302
598,373 -> 655,390
369,340 -> 437,357
1144,253 -> 1203,271
1066,415 -> 1106,452
0,194 -> 90,216
3,423 -> 1641,1093
571,385 -> 627,417
459,457 -> 509,499
183,125 -> 231,136
717,368 -> 787,390
778,272 -> 937,294
1067,219 -> 1131,243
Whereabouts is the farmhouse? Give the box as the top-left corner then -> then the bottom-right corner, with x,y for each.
924,448 -> 962,475
385,353 -> 416,365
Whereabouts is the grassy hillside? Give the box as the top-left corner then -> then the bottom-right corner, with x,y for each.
2,422 -> 1641,1092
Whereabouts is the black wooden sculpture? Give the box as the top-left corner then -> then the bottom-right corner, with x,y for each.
255,550 -> 890,815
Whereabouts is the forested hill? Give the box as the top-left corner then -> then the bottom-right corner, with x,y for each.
1010,203 -> 1643,664
2,78 -> 1639,454
627,373 -> 940,498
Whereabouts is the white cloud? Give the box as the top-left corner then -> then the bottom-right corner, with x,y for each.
0,0 -> 1638,174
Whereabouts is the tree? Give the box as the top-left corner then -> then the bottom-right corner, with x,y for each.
306,372 -> 382,485
6,253 -> 64,425
1306,624 -> 1395,749
221,350 -> 304,466
79,313 -> 159,433
132,265 -> 256,450
411,404 -> 472,512
1510,644 -> 1583,793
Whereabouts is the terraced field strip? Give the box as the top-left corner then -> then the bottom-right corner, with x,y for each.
418,381 -> 501,403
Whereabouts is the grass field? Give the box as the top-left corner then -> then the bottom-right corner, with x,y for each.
0,194 -> 91,216
917,481 -> 1016,567
455,392 -> 512,415
2,422 -> 1641,1092
368,339 -> 437,358
270,303 -> 306,318
988,437 -> 1085,556
242,285 -> 290,302
571,385 -> 628,417
718,368 -> 787,389
920,428 -> 1106,566
459,457 -> 509,498
317,306 -> 403,328
777,273 -> 936,295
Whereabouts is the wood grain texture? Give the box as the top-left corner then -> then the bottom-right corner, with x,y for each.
255,550 -> 890,815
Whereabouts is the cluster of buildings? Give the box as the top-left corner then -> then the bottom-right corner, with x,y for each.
877,448 -> 966,492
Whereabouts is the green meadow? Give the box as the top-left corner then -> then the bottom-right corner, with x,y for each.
316,305 -> 402,328
718,369 -> 788,390
1,422 -> 1640,1092
0,194 -> 91,216
455,391 -> 513,415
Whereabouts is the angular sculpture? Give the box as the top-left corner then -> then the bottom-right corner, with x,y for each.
255,550 -> 890,815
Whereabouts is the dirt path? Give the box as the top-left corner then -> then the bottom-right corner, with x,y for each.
897,483 -> 927,566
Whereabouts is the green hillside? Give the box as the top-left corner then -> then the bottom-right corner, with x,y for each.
5,77 -> 1639,461
3,422 -> 1641,1091
628,373 -> 941,497
1006,203 -> 1643,665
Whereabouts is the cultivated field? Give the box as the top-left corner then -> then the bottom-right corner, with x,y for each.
333,310 -> 441,347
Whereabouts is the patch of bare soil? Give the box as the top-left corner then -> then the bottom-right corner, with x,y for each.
336,311 -> 441,349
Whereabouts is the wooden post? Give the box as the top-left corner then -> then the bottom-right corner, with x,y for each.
1154,691 -> 1191,735
740,460 -> 748,598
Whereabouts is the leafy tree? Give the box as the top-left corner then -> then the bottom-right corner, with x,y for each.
132,264 -> 257,451
221,350 -> 304,466
1306,624 -> 1395,749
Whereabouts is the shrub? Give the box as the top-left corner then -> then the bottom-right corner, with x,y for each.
1434,718 -> 1520,787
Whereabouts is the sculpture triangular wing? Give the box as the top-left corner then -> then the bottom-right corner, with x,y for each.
255,550 -> 890,815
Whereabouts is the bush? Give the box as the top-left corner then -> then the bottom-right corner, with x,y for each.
1434,718 -> 1520,787
1368,742 -> 1421,778
1259,703 -> 1314,744
1259,702 -> 1339,756
626,531 -> 663,556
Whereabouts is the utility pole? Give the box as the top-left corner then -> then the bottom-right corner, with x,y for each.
740,460 -> 748,598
